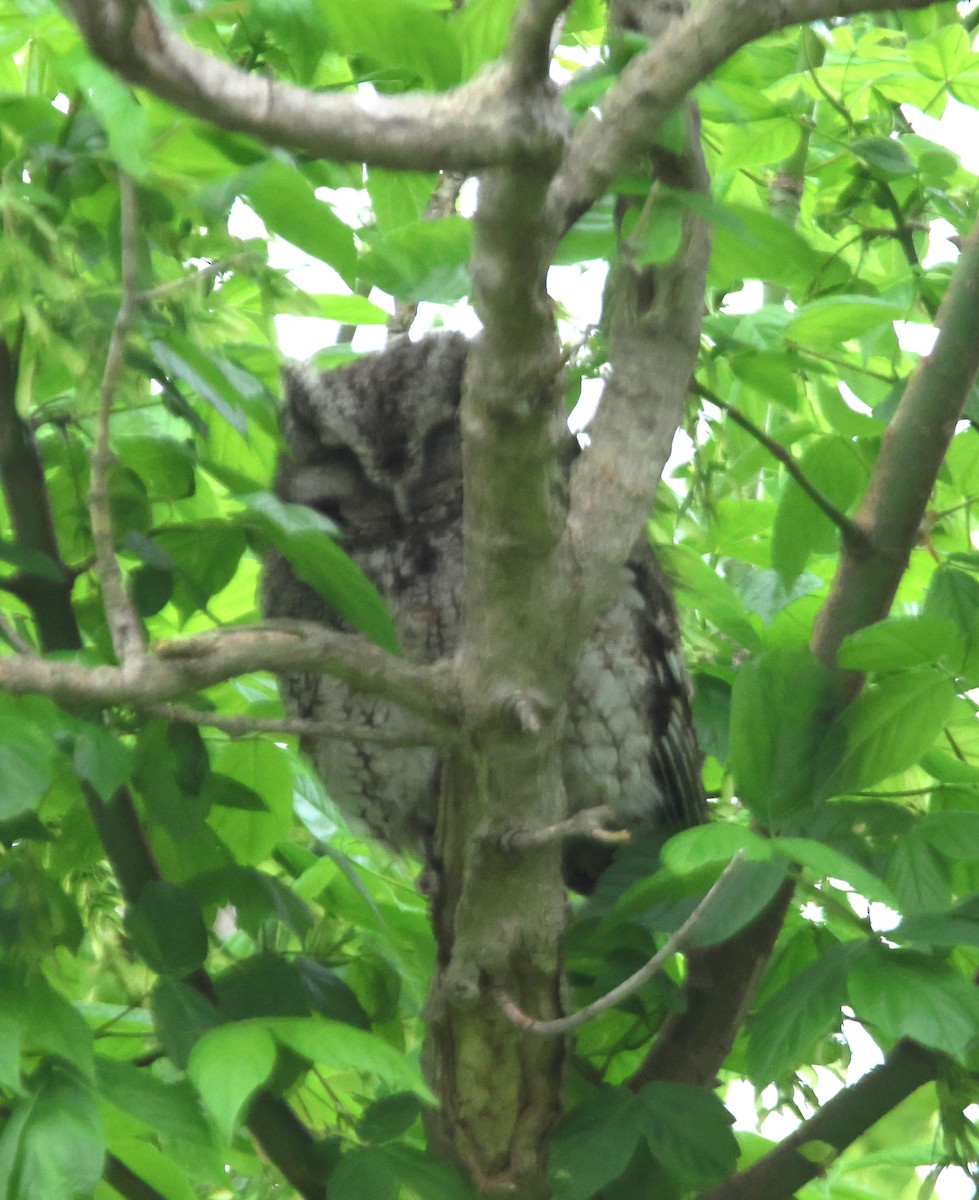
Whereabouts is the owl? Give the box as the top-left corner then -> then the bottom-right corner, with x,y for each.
263,333 -> 706,890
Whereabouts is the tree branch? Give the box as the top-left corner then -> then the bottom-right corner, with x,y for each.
0,620 -> 460,725
505,0 -> 573,87
811,208 -> 979,680
696,1040 -> 937,1200
629,879 -> 795,1089
64,0 -> 555,173
101,1154 -> 169,1200
561,2 -> 711,639
694,380 -> 869,550
0,336 -> 82,653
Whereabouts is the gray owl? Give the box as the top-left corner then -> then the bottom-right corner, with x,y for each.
263,334 -> 705,890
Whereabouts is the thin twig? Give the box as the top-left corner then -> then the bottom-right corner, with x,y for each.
495,853 -> 744,1036
694,380 -> 869,550
0,610 -> 34,654
147,700 -> 450,747
136,254 -> 254,304
90,173 -> 146,665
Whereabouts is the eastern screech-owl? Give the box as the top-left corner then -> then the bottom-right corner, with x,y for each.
263,334 -> 705,890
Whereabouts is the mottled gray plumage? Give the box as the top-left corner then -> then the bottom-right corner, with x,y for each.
263,334 -> 705,888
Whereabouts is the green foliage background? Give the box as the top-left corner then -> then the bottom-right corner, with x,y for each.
1,0 -> 979,1197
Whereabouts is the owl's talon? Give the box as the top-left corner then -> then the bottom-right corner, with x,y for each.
504,805 -> 627,849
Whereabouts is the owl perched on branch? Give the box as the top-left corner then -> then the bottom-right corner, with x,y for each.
263,334 -> 706,890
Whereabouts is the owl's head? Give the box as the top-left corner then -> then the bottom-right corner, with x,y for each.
277,333 -> 469,540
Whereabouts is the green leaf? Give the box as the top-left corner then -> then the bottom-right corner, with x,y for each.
153,522 -> 247,618
359,216 -> 471,304
246,161 -> 357,284
659,545 -> 762,650
746,943 -> 853,1085
924,565 -> 979,681
322,0 -> 461,90
215,951 -> 311,1020
634,1082 -> 738,1185
688,859 -> 790,946
267,1018 -> 434,1100
729,646 -> 841,825
72,726 -> 133,803
128,563 -> 172,617
108,465 -> 152,538
909,23 -> 975,81
333,1143 -> 472,1200
851,136 -> 915,178
100,1142 -> 197,1200
0,975 -> 93,1082
0,998 -> 20,1094
815,670 -> 955,800
661,823 -> 772,873
709,202 -> 821,289
886,837 -> 951,915
772,437 -> 866,583
920,748 -> 979,785
315,294 -> 390,324
116,436 -> 196,502
376,1144 -> 472,1200
150,979 -> 220,1069
296,957 -> 370,1026
555,196 -> 616,266
772,838 -> 898,909
366,168 -> 436,232
848,950 -> 979,1063
71,55 -> 150,177
452,0 -> 522,79
837,615 -> 958,672
916,812 -> 979,860
207,740 -> 295,866
243,492 -> 399,653
786,296 -> 902,348
331,1147 -> 398,1200
187,1023 -> 277,1141
357,1093 -> 423,1144
0,716 -> 61,821
896,911 -> 979,951
719,117 -> 804,170
0,540 -> 65,581
623,195 -> 683,266
95,1058 -> 212,1146
150,336 -> 250,434
0,1062 -> 104,1200
17,977 -> 93,1077
739,569 -> 824,623
550,1088 -> 641,1200
124,881 -> 209,976
202,773 -> 268,813
133,720 -> 210,838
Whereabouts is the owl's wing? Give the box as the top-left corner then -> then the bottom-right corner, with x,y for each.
632,544 -> 708,834
561,540 -> 705,892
